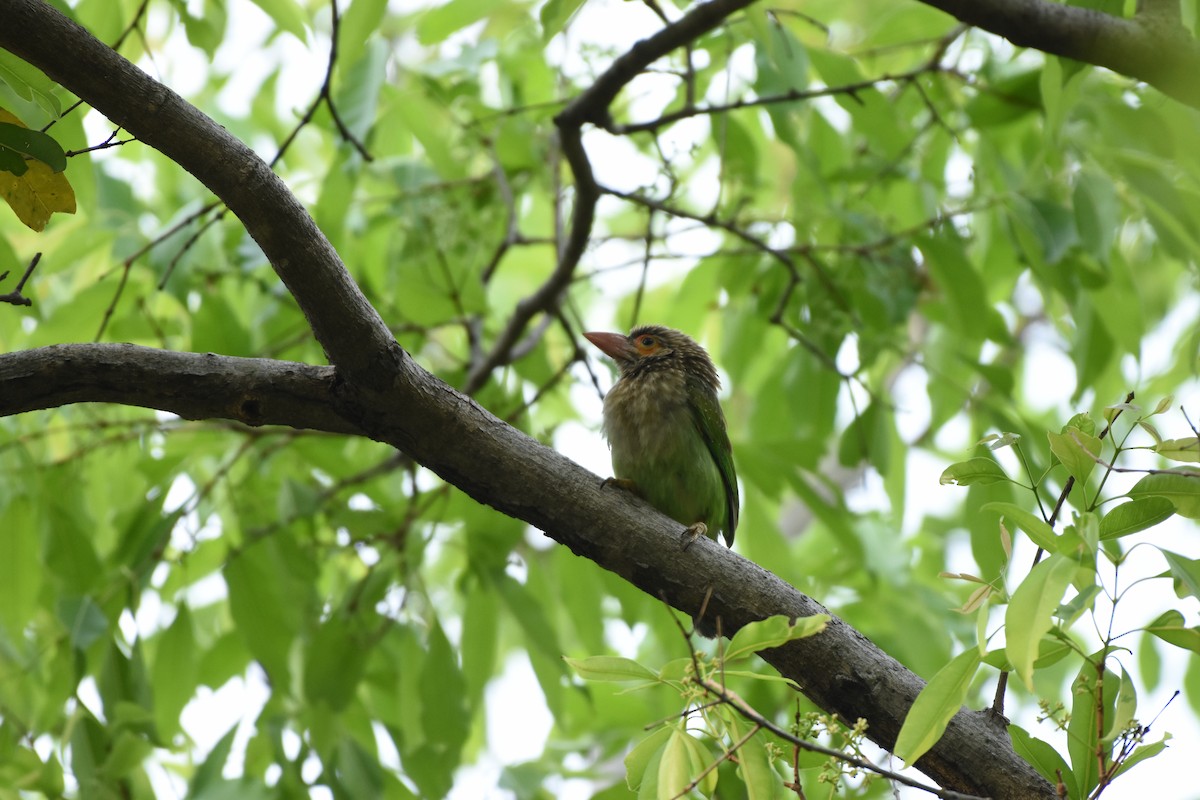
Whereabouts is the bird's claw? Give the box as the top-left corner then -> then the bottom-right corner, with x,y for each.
601,477 -> 641,496
680,522 -> 708,551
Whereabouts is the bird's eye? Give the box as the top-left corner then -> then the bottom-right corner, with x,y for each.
639,336 -> 655,347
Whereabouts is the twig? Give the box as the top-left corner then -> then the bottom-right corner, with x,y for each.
0,252 -> 41,306
272,0 -> 372,165
609,66 -> 951,135
600,183 -> 851,316
699,679 -> 987,800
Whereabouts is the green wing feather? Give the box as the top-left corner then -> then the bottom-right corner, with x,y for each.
687,376 -> 739,546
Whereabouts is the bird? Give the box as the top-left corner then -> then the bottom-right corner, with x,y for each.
584,323 -> 739,557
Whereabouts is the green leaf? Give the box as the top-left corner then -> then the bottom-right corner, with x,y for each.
1005,554 -> 1077,689
966,69 -> 1041,126
190,722 -> 239,796
1099,497 -> 1175,539
387,87 -> 464,179
917,234 -> 1005,342
152,606 -> 198,739
679,729 -> 717,795
1111,734 -> 1172,781
0,143 -> 25,175
724,614 -> 829,662
982,636 -> 1073,672
0,121 -> 66,172
101,731 -> 154,779
339,0 -> 388,55
335,738 -> 385,798
563,655 -> 659,683
895,648 -> 982,765
333,38 -> 389,143
493,574 -> 566,668
1154,437 -> 1200,463
1074,170 -> 1119,262
1047,427 -> 1101,485
461,578 -> 500,710
1066,412 -> 1097,436
624,725 -> 673,792
0,51 -> 62,116
755,9 -> 808,92
224,538 -> 309,685
177,0 -> 227,56
1101,666 -> 1137,747
0,497 -> 41,637
418,0 -> 494,44
1160,550 -> 1200,601
940,458 -> 1011,486
837,401 -> 890,475
540,0 -> 585,40
728,712 -> 780,800
1145,610 -> 1200,654
247,0 -> 308,42
419,619 -> 470,752
981,502 -> 1058,552
1010,725 -> 1074,794
1128,470 -> 1200,518
303,614 -> 367,711
57,595 -> 110,652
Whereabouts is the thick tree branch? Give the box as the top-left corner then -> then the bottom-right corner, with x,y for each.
0,344 -> 360,434
917,0 -> 1200,108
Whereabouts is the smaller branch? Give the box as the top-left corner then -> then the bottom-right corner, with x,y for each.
273,0 -> 372,164
699,680 -> 986,800
64,127 -> 136,156
157,209 -> 228,290
0,343 -> 362,436
610,67 -> 949,135
95,200 -> 223,340
112,0 -> 152,51
463,127 -> 593,395
917,0 -> 1200,109
1074,439 -> 1200,479
479,138 -> 521,284
0,252 -> 41,306
1182,406 -> 1200,440
42,0 -> 152,133
600,183 -> 850,314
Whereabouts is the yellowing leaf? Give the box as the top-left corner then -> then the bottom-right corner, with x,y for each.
0,150 -> 76,230
0,108 -> 75,230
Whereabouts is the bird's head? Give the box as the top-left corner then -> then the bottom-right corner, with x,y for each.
584,325 -> 720,391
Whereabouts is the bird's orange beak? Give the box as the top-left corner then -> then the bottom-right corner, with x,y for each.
584,331 -> 635,361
